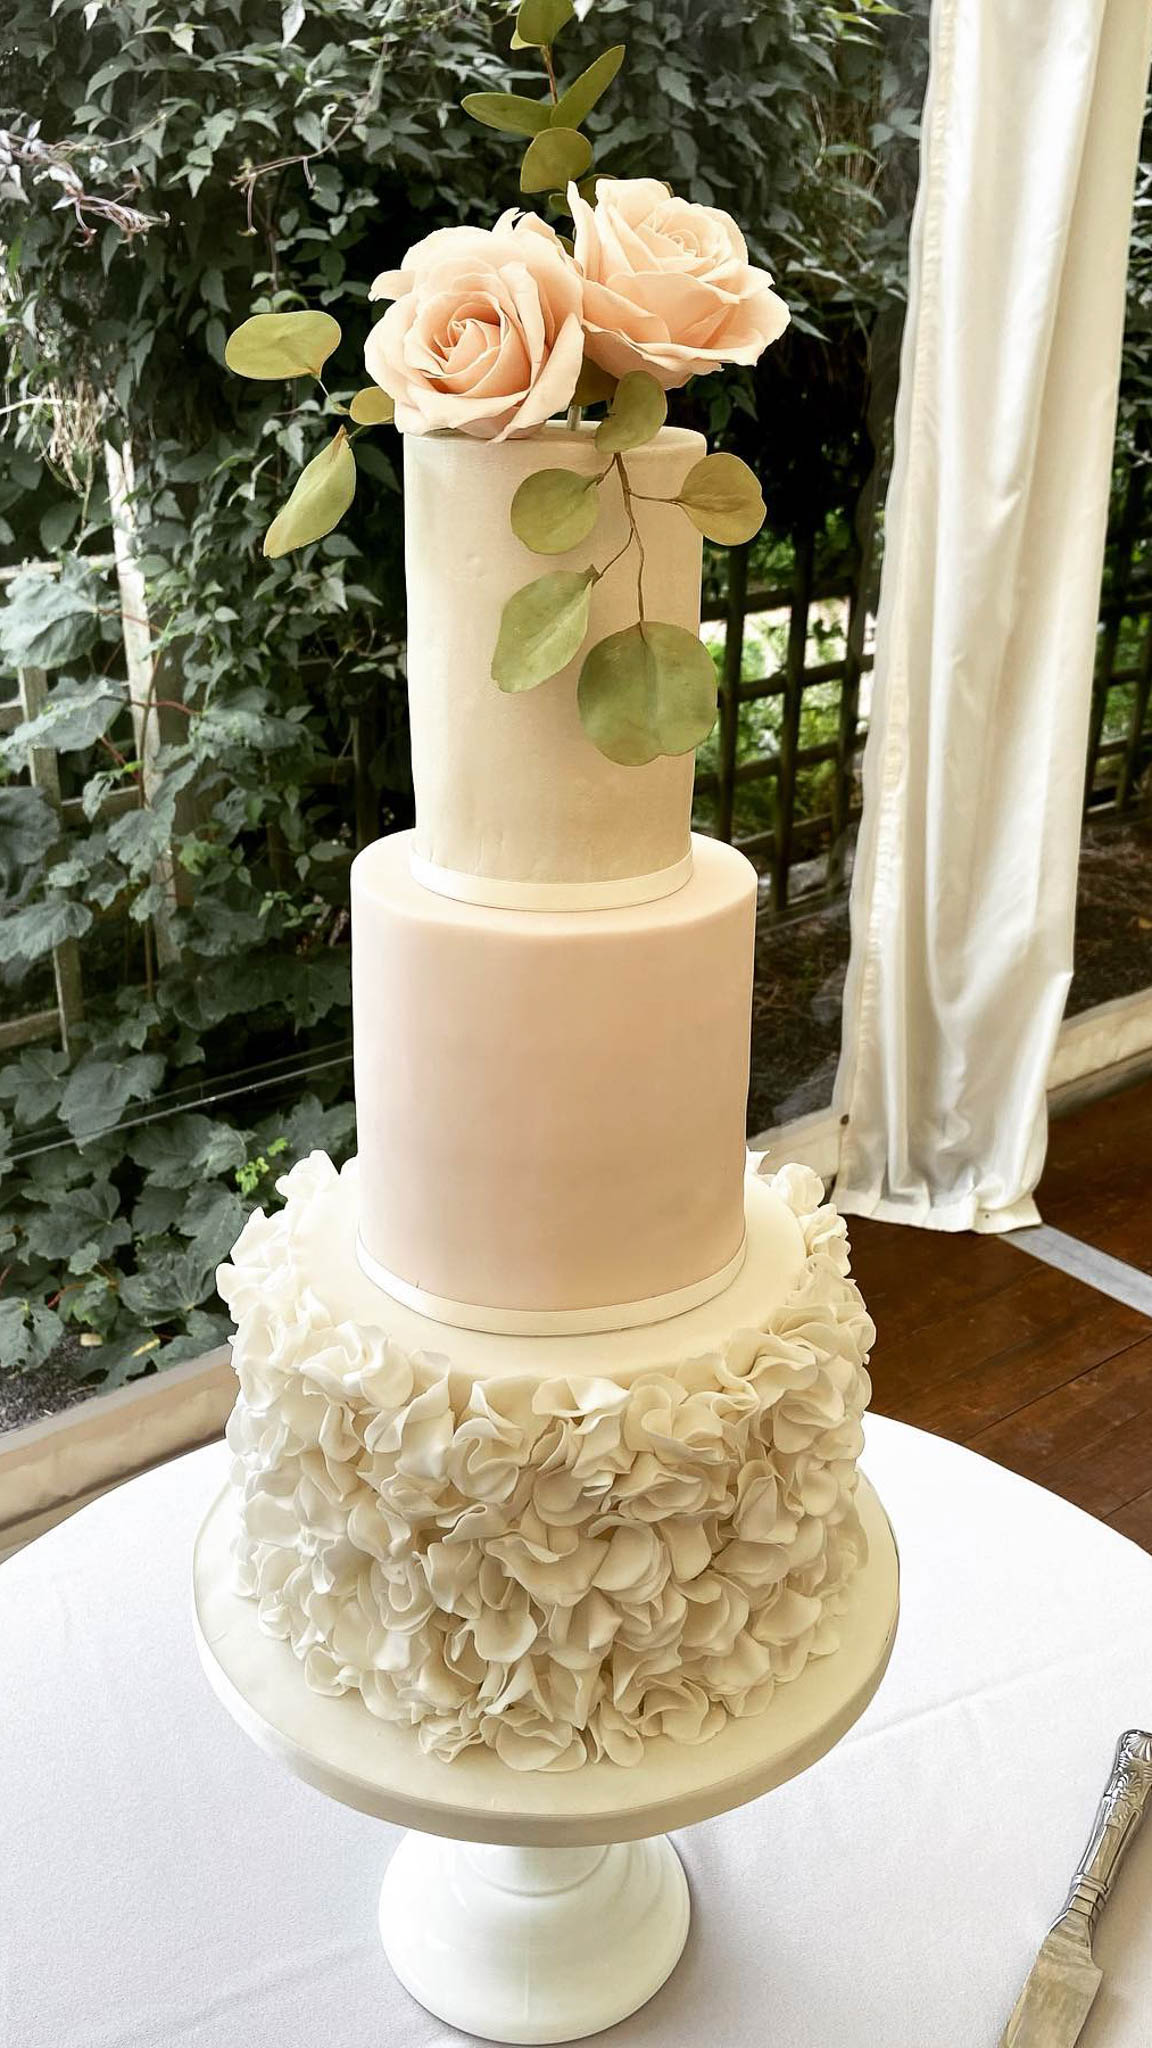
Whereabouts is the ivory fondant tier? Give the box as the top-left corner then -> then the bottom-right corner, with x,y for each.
352,829 -> 757,1330
404,425 -> 705,905
219,1154 -> 873,1772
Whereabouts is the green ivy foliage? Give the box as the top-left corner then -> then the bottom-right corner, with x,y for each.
0,0 -> 928,1390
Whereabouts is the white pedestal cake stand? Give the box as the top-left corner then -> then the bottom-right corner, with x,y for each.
193,1479 -> 899,2046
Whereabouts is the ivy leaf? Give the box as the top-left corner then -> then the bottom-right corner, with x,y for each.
268,1092 -> 356,1161
461,91 -> 552,136
349,386 -> 395,426
0,789 -> 61,908
0,677 -> 127,774
118,1245 -> 219,1319
491,569 -> 594,691
520,127 -> 591,194
180,1184 -> 250,1265
39,501 -> 80,553
59,1053 -> 165,1140
128,1113 -> 248,1187
22,1183 -> 131,1265
552,46 -> 626,128
512,0 -> 573,46
596,372 -> 667,453
0,564 -> 101,669
154,1308 -> 233,1368
676,452 -> 766,544
0,1298 -> 64,1372
281,0 -> 305,43
132,1182 -> 188,1238
263,429 -> 356,557
510,469 -> 601,555
0,896 -> 93,967
107,802 -> 176,880
0,1047 -> 69,1127
577,621 -> 718,765
78,1330 -> 165,1390
224,310 -> 341,381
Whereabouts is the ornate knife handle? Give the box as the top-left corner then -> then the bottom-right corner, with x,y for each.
1053,1730 -> 1152,1943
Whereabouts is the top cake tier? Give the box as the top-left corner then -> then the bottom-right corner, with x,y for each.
404,424 -> 706,909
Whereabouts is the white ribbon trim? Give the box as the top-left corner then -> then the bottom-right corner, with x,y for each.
353,1230 -> 749,1336
408,848 -> 694,913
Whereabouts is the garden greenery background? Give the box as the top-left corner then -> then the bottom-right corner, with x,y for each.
0,0 -> 1071,1398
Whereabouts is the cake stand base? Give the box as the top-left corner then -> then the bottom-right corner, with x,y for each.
193,1476 -> 898,2045
379,1833 -> 689,2044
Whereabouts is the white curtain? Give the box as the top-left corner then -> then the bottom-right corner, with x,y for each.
833,0 -> 1152,1234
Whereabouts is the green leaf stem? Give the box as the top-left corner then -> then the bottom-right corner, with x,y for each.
520,126 -> 592,193
676,452 -> 767,545
595,372 -> 667,453
576,621 -> 718,764
349,386 -> 395,425
492,569 -> 595,690
510,469 -> 601,554
512,0 -> 574,48
461,91 -> 552,135
224,310 -> 341,381
263,430 -> 357,557
552,46 -> 625,127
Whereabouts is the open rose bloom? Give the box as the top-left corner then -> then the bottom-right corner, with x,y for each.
569,177 -> 790,390
364,182 -> 788,436
365,210 -> 585,441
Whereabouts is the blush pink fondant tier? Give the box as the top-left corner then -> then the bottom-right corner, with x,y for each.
404,424 -> 706,904
352,829 -> 757,1330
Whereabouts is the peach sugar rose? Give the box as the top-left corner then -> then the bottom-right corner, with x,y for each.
365,211 -> 585,441
568,176 -> 789,390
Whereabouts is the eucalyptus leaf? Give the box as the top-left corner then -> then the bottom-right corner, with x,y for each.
520,126 -> 591,194
491,570 -> 594,691
513,0 -> 574,47
573,357 -> 617,409
510,469 -> 601,555
263,430 -> 356,557
577,622 -> 718,765
462,90 -> 551,135
552,45 -> 625,128
349,385 -> 395,425
595,371 -> 667,453
224,309 -> 341,381
676,452 -> 766,545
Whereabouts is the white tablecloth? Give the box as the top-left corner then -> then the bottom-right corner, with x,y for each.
2,1415 -> 1151,2048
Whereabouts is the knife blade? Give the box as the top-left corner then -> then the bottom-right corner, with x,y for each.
1000,1728 -> 1152,2047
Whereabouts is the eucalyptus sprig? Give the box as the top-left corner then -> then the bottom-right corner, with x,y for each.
462,0 -> 623,209
223,309 -> 395,557
492,372 -> 767,764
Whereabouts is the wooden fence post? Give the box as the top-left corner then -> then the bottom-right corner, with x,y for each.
18,662 -> 85,1059
1085,462 -> 1144,809
772,527 -> 815,912
104,440 -> 183,971
1116,606 -> 1152,812
716,543 -> 749,845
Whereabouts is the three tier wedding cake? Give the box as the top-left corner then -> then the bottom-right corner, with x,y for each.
217,5 -> 874,1774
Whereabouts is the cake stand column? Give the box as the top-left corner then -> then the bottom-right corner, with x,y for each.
378,1828 -> 690,2045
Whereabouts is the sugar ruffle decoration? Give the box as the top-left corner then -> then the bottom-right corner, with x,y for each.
219,1153 -> 872,1771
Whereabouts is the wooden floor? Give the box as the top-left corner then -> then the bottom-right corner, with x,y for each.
847,1076 -> 1152,1552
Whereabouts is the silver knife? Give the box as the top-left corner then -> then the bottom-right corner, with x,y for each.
1000,1729 -> 1152,2046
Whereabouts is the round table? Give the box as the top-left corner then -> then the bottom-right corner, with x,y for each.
2,1416 -> 1151,2048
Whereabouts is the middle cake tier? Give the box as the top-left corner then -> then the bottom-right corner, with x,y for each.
352,830 -> 758,1332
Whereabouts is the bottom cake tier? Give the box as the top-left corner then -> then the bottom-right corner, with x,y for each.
218,1154 -> 873,1772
